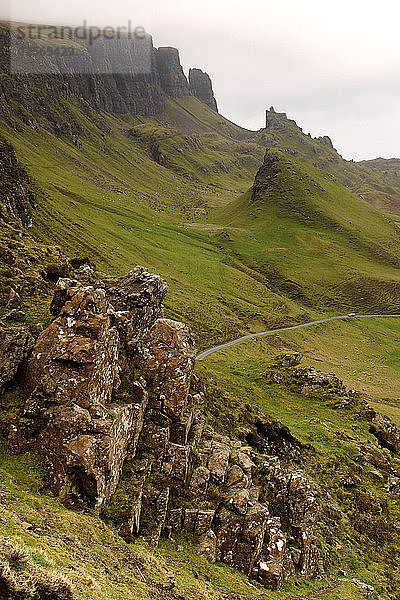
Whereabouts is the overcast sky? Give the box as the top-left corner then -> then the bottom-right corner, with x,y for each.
4,0 -> 400,160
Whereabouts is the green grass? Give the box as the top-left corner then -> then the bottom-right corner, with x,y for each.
1,436 -> 371,600
1,88 -> 400,598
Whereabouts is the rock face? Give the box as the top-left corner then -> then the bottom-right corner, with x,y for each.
251,150 -> 284,204
0,326 -> 35,394
9,267 -> 322,589
0,135 -> 35,227
265,106 -> 301,133
0,26 -> 219,134
9,268 -> 167,510
156,47 -> 191,98
189,68 -> 218,112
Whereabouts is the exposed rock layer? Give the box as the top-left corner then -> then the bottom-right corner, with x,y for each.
0,325 -> 35,395
189,68 -> 218,111
0,26 -> 219,130
0,135 -> 35,227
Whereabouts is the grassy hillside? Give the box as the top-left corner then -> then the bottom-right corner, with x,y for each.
254,110 -> 400,215
359,158 -> 400,175
213,149 -> 400,314
0,94 -> 399,391
1,87 -> 400,599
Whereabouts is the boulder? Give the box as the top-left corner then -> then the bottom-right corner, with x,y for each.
238,503 -> 270,575
136,318 -> 196,420
34,403 -> 139,509
188,466 -> 210,499
227,488 -> 250,515
256,518 -> 287,590
162,442 -> 190,482
260,461 -> 321,579
140,486 -> 170,547
208,444 -> 230,483
213,506 -> 244,565
226,464 -> 248,489
194,510 -> 215,536
106,266 -> 168,350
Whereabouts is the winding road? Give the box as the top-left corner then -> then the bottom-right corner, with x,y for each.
197,314 -> 400,361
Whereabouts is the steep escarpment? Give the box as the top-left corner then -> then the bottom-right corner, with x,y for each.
0,135 -> 35,227
156,47 -> 191,98
0,24 -> 219,134
189,68 -> 218,112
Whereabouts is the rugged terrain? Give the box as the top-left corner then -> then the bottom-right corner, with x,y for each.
0,21 -> 399,600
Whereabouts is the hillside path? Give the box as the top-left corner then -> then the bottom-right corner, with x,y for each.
196,314 -> 400,360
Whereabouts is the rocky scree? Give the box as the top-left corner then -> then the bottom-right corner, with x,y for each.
265,352 -> 400,454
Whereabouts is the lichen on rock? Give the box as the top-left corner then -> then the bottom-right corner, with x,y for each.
8,266 -> 324,590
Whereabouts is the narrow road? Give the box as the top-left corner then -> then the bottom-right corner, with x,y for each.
197,314 -> 400,361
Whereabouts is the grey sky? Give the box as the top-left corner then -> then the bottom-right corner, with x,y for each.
4,0 -> 400,160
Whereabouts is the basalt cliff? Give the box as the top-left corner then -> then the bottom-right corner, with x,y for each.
0,25 -> 219,136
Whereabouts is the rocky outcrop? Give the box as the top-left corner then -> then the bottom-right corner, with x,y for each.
105,309 -> 322,589
9,282 -> 125,509
189,68 -> 218,111
265,353 -> 351,399
370,413 -> 400,453
8,268 -> 322,590
251,150 -> 284,203
265,353 -> 400,458
260,459 -> 322,579
265,106 -> 296,132
111,343 -> 322,589
0,135 -> 35,227
245,416 -> 304,458
156,47 -> 191,98
9,267 -> 167,510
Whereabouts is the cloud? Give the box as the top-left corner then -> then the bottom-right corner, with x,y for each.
5,0 -> 400,159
